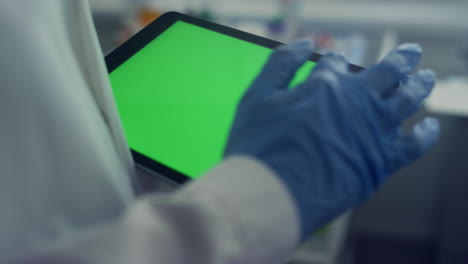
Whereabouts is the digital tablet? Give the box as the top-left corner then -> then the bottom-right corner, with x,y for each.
106,11 -> 362,184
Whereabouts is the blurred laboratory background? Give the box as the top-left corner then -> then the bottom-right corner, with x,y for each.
90,0 -> 468,263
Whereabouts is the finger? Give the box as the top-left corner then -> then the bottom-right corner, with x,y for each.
387,69 -> 436,122
248,39 -> 314,99
292,52 -> 348,98
359,43 -> 422,97
392,117 -> 440,170
308,52 -> 349,77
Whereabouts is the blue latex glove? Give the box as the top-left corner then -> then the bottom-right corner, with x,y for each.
224,40 -> 440,238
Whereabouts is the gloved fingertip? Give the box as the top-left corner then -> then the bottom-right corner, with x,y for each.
396,43 -> 422,54
413,117 -> 440,151
398,117 -> 440,165
418,117 -> 439,131
316,51 -> 348,72
338,51 -> 348,59
417,69 -> 436,83
283,39 -> 314,49
381,43 -> 422,71
279,39 -> 314,60
256,39 -> 314,89
322,51 -> 346,60
369,44 -> 422,88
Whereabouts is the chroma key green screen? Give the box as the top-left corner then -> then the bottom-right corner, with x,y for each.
109,21 -> 316,178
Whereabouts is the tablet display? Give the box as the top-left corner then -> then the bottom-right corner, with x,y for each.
106,12 -> 349,183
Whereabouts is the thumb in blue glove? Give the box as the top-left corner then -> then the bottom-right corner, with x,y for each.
224,40 -> 440,239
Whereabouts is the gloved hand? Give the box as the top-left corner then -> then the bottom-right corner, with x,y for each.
224,40 -> 440,239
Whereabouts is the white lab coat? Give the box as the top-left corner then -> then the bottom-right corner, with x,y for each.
1,1 -> 299,263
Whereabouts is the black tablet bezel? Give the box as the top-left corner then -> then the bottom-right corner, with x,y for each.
105,11 -> 363,185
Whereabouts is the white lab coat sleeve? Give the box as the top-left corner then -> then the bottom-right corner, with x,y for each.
14,156 -> 300,264
0,1 -> 136,261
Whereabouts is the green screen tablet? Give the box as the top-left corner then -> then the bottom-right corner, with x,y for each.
106,12 -> 358,183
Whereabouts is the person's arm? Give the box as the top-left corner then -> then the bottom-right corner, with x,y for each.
14,156 -> 299,264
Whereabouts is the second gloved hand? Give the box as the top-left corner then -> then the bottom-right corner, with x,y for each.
224,40 -> 440,239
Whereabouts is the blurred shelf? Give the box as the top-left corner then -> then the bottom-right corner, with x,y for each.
300,1 -> 468,33
216,0 -> 468,34
90,0 -> 468,34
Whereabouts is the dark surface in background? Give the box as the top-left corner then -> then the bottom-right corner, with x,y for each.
355,235 -> 437,264
346,112 -> 468,264
436,115 -> 468,264
344,30 -> 468,264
